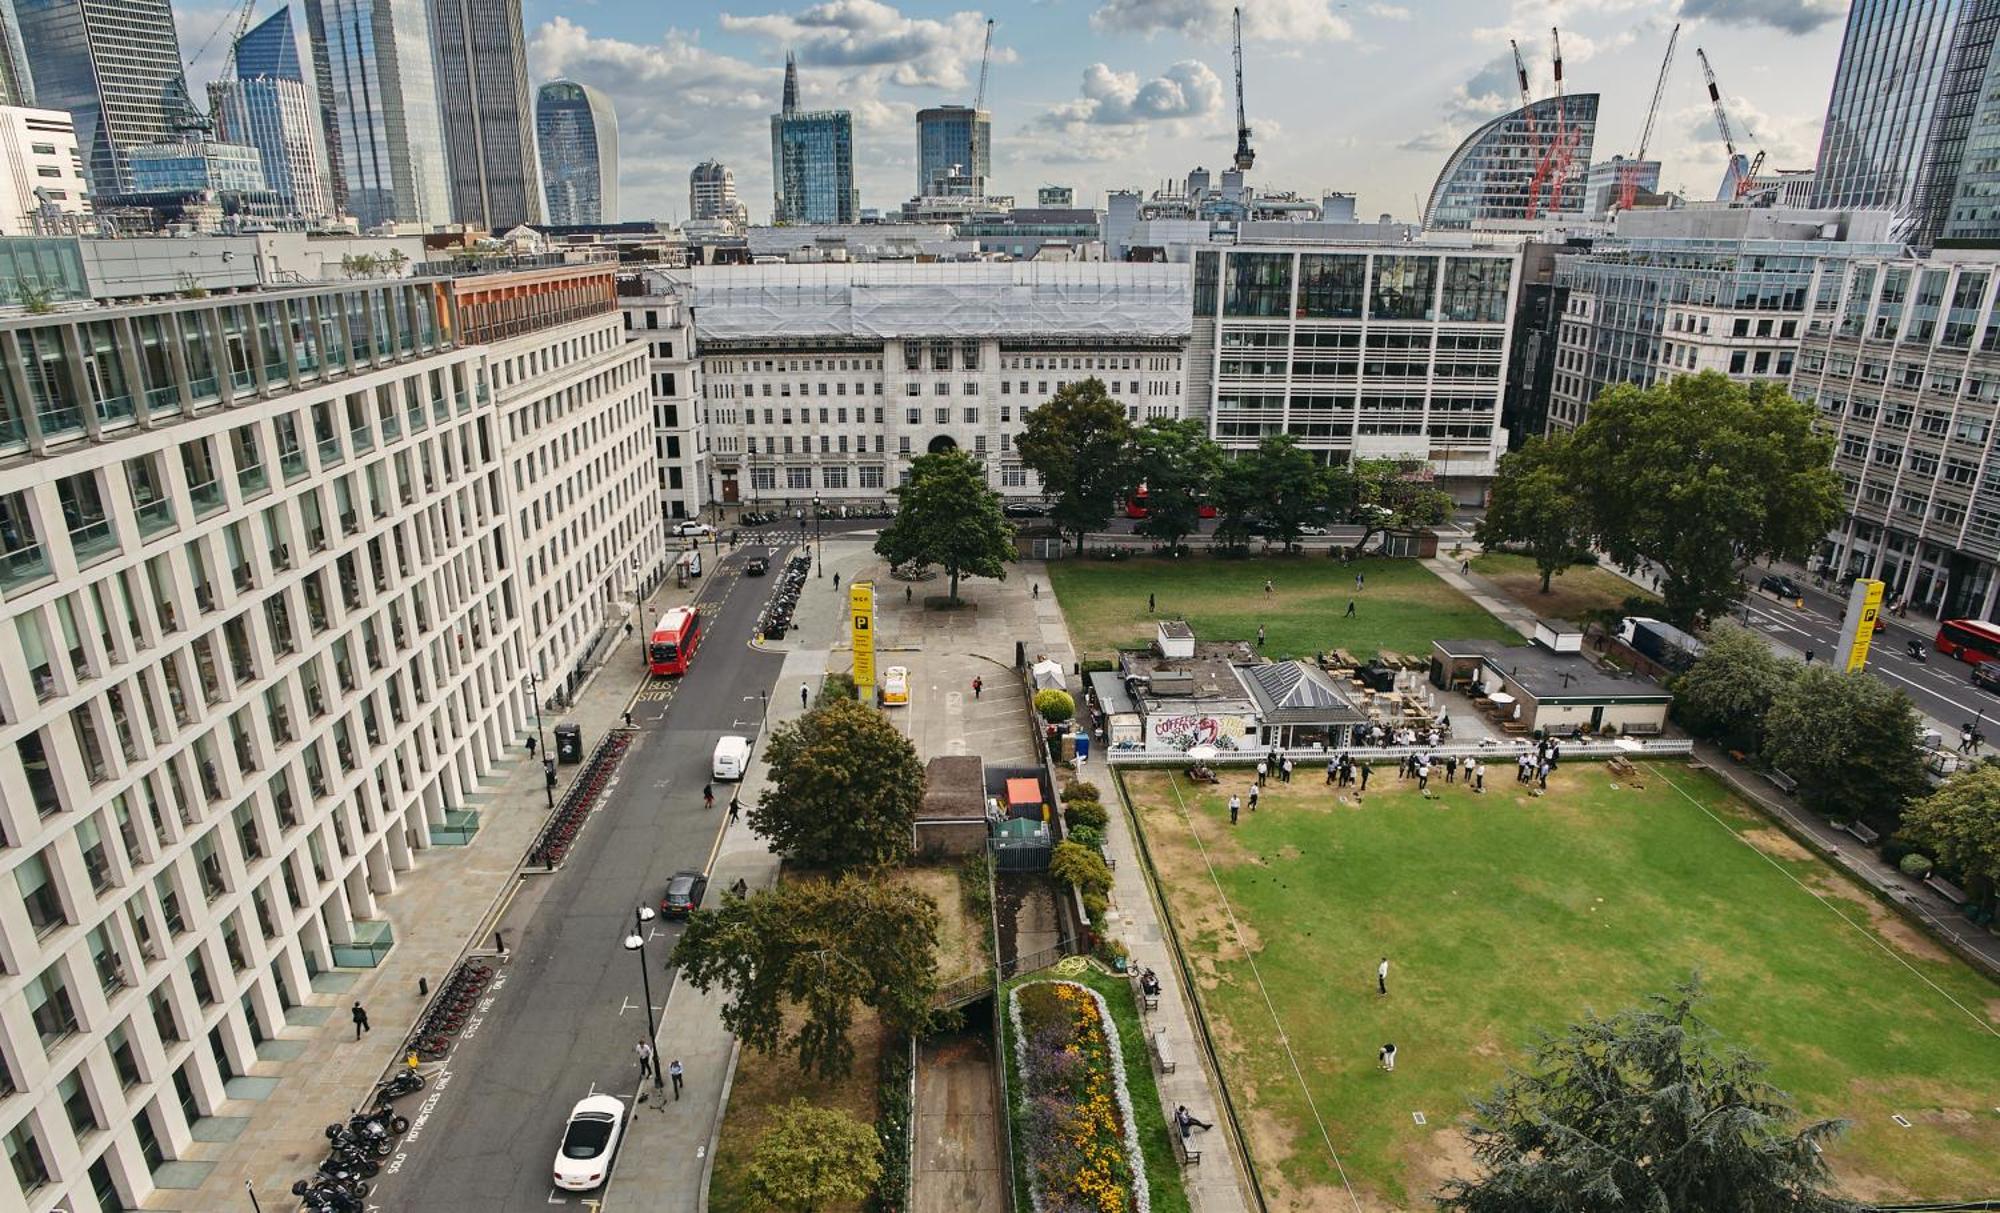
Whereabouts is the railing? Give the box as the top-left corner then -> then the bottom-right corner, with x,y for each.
1104,737 -> 1695,767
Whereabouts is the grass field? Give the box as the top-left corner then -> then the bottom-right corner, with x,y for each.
1047,556 -> 1521,661
1468,553 -> 1661,625
1122,764 -> 2000,1211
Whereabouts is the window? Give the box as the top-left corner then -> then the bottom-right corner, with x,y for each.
1298,254 -> 1366,318
1369,256 -> 1437,321
17,851 -> 65,933
5,1120 -> 48,1193
25,965 -> 78,1044
1224,252 -> 1293,318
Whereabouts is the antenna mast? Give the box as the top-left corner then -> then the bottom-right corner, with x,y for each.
1232,7 -> 1255,172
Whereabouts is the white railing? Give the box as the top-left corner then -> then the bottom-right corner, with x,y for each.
1104,737 -> 1694,767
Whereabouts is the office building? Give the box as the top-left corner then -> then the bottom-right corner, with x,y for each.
209,8 -> 331,220
1793,250 -> 2000,620
958,208 -> 1101,261
1583,157 -> 1661,216
1191,242 -> 1521,496
671,262 -> 1189,507
769,55 -> 857,225
0,0 -> 32,108
233,5 -> 302,78
0,256 -> 658,1213
535,81 -> 616,226
0,107 -> 85,234
915,105 -> 989,199
1812,1 -> 1996,250
1945,39 -> 2000,242
620,284 -> 706,519
124,141 -> 267,195
14,0 -> 191,198
688,160 -> 745,227
1547,207 -> 1900,434
430,0 -> 540,231
1038,185 -> 1074,208
305,0 -> 450,230
298,0 -> 346,216
1423,94 -> 1600,231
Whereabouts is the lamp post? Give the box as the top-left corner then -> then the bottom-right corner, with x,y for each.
623,906 -> 664,1089
813,494 -> 823,577
759,688 -> 768,725
525,671 -> 554,811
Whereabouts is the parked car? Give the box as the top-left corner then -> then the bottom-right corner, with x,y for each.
712,735 -> 751,781
1297,524 -> 1330,536
659,870 -> 708,918
1758,573 -> 1801,599
1002,501 -> 1048,517
673,521 -> 715,538
552,1094 -> 626,1191
881,665 -> 910,706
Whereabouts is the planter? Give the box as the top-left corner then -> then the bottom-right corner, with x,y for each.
1008,980 -> 1150,1213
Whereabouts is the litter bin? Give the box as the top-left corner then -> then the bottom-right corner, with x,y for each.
554,723 -> 584,764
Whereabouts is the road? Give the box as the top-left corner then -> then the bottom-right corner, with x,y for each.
373,542 -> 790,1210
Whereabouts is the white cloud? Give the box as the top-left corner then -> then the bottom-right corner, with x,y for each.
1045,60 -> 1225,126
1091,0 -> 1353,43
1679,0 -> 1846,36
719,0 -> 1009,90
1363,3 -> 1412,18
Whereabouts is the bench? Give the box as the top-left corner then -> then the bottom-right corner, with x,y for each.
1175,1129 -> 1202,1165
1926,874 -> 1971,907
1151,1028 -> 1176,1074
1130,972 -> 1159,1013
1764,768 -> 1798,795
1843,820 -> 1882,846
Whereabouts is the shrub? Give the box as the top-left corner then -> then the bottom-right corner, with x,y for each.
1095,936 -> 1128,967
1066,823 -> 1104,850
1034,688 -> 1075,723
1899,852 -> 1934,877
817,672 -> 858,706
1062,779 -> 1101,802
1082,891 -> 1109,923
1063,797 -> 1108,830
1050,839 -> 1112,897
1080,658 -> 1116,674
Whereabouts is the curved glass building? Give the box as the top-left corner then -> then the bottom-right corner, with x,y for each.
536,79 -> 618,225
1422,94 -> 1599,231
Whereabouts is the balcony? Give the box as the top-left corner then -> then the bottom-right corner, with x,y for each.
144,385 -> 180,412
330,920 -> 394,968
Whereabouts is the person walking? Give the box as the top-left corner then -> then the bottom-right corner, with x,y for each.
1032,583 -> 1040,599
1264,579 -> 1274,595
668,1058 -> 685,1100
1326,757 -> 1338,785
635,1040 -> 655,1079
973,675 -> 983,700
1228,794 -> 1240,824
1377,957 -> 1390,995
800,682 -> 810,710
1148,592 -> 1156,613
1255,759 -> 1268,786
1359,762 -> 1371,791
1379,1042 -> 1397,1072
1445,754 -> 1458,784
1345,599 -> 1356,618
906,585 -> 913,604
525,734 -> 537,757
1355,571 -> 1365,591
728,795 -> 741,823
704,784 -> 715,811
1460,559 -> 1470,575
1248,784 -> 1260,812
1256,624 -> 1266,648
352,1003 -> 370,1040
1281,756 -> 1294,783
833,572 -> 841,590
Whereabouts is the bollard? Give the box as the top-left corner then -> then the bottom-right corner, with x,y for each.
419,976 -> 428,997
495,931 -> 507,956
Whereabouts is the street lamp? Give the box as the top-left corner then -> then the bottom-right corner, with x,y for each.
813,494 -> 823,577
525,671 -> 554,811
623,906 -> 664,1089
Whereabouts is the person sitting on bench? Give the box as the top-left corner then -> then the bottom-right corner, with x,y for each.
1140,968 -> 1162,998
1174,1105 -> 1213,1138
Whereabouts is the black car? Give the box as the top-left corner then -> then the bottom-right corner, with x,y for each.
1758,574 -> 1801,599
743,550 -> 771,576
1974,662 -> 2000,693
659,870 -> 708,918
1002,501 -> 1047,517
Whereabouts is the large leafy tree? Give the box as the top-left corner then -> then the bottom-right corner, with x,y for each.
672,875 -> 940,1079
1477,435 -> 1590,592
1903,764 -> 2000,902
1761,665 -> 1928,829
754,698 -> 924,870
746,1099 -> 883,1213
1130,418 -> 1223,551
1670,622 -> 1800,753
1438,977 -> 1857,1213
1015,378 -> 1135,553
1241,434 -> 1323,550
1323,457 -> 1455,555
1567,372 -> 1841,628
1210,456 -> 1262,553
874,448 -> 1013,604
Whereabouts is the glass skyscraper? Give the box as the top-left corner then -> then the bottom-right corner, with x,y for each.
916,104 -> 989,197
209,7 -> 333,218
536,79 -> 617,224
15,0 -> 191,197
0,0 -> 34,107
430,0 -> 541,231
304,0 -> 449,230
1423,94 -> 1599,230
1811,0 -> 2000,250
769,54 -> 856,225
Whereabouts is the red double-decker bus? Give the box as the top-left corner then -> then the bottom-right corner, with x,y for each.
648,606 -> 701,676
1125,485 -> 1217,519
1936,618 -> 2000,664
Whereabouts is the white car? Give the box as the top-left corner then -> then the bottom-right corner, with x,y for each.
552,1094 -> 626,1191
673,521 -> 715,538
1298,524 -> 1330,535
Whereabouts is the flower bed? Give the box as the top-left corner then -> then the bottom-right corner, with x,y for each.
1009,979 -> 1151,1213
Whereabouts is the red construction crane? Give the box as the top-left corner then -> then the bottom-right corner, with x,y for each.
1543,27 -> 1583,214
1698,46 -> 1766,199
1512,39 -> 1547,218
1619,22 -> 1679,211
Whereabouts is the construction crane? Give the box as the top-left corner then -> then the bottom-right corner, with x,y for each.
1232,6 -> 1255,172
1618,22 -> 1678,211
1511,39 -> 1544,217
1543,27 -> 1582,214
1697,46 -> 1765,200
973,18 -> 993,110
169,0 -> 260,136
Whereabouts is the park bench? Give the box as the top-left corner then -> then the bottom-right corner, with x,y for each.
1175,1129 -> 1202,1165
1764,768 -> 1798,795
1926,874 -> 1971,907
1151,1027 -> 1177,1074
1843,820 -> 1882,846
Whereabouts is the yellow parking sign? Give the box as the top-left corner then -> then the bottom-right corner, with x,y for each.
850,581 -> 876,705
1841,578 -> 1884,672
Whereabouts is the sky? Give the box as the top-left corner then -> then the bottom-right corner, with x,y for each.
172,0 -> 1855,225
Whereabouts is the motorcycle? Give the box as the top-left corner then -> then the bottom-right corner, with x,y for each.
1908,639 -> 1928,662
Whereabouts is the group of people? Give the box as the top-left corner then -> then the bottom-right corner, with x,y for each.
1394,750 -> 1488,794
1252,748 -> 1295,785
1322,753 -> 1374,791
1517,736 -> 1562,788
1360,721 -> 1447,748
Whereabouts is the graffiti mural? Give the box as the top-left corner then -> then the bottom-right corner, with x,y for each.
1150,715 -> 1247,751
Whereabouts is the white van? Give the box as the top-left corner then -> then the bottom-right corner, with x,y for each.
711,735 -> 751,781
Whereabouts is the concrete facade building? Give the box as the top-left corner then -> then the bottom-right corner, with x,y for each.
0,108 -> 86,235
619,281 -> 706,521
305,0 -> 450,230
14,0 -> 191,198
535,81 -> 616,226
430,0 -> 540,232
688,160 -> 745,227
0,260 -> 657,1213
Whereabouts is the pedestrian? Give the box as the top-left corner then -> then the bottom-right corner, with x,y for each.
1149,592 -> 1156,613
1356,572 -> 1365,591
1460,559 -> 1470,575
351,1003 -> 370,1040
1032,583 -> 1040,599
1473,760 -> 1485,794
1805,650 -> 1815,664
731,877 -> 749,897
728,796 -> 741,823
1445,754 -> 1458,784
526,734 -> 537,757
906,585 -> 913,604
1228,794 -> 1240,824
1378,1042 -> 1397,1072
623,710 -> 633,729
834,572 -> 841,590
1326,757 -> 1338,785
1537,760 -> 1550,790
1255,759 -> 1268,786
1256,624 -> 1266,648
1345,599 -> 1356,618
801,682 -> 810,709
1359,762 -> 1371,790
1377,956 -> 1390,995
972,675 -> 983,700
704,784 -> 715,810
1417,764 -> 1430,793
1281,757 -> 1294,783
635,1040 -> 655,1079
668,1058 -> 684,1099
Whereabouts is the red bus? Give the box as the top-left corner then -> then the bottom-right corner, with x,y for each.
1125,485 -> 1216,519
1936,618 -> 2000,664
648,606 -> 701,676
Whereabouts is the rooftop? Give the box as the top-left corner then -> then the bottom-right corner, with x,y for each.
1236,661 -> 1368,724
1435,639 -> 1670,703
920,755 -> 987,822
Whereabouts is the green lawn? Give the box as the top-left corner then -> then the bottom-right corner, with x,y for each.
1468,552 -> 1661,626
1047,555 -> 1521,661
1122,764 -> 2000,1212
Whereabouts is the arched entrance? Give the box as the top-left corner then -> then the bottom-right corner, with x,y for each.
927,435 -> 958,454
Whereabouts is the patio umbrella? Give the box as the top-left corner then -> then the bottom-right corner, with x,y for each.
1186,745 -> 1219,762
1614,737 -> 1644,752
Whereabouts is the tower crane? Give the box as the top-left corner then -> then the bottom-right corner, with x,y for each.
1232,6 -> 1255,172
1618,22 -> 1678,210
974,18 -> 993,110
170,0 -> 260,135
1697,46 -> 1765,200
1543,27 -> 1582,213
1512,39 -> 1544,218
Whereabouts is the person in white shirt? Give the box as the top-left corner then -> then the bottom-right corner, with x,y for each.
1379,1042 -> 1397,1071
1377,956 -> 1390,995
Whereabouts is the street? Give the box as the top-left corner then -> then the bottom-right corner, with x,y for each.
371,541 -> 789,1210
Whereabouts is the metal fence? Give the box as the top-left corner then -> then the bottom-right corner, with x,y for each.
1105,737 -> 1694,768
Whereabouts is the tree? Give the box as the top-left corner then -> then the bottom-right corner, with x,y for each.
1567,373 -> 1841,628
873,449 -> 1013,604
673,875 -> 939,1079
1034,688 -> 1075,723
746,1099 -> 883,1213
1130,418 -> 1223,551
1240,435 -> 1324,549
1438,976 -> 1857,1213
1476,436 -> 1590,592
754,698 -> 924,870
1904,764 -> 2000,902
1016,378 -> 1134,553
1761,665 -> 1928,828
1323,457 -> 1455,556
1670,623 -> 1800,753
1210,456 -> 1262,553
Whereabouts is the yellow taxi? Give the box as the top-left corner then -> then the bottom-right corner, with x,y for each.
881,666 -> 910,706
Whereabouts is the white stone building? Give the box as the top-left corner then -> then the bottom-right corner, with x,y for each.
0,108 -> 86,235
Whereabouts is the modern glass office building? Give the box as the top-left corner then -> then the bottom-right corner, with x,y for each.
1812,0 -> 1998,250
429,0 -> 541,231
535,80 -> 617,225
303,0 -> 449,230
0,0 -> 33,107
125,141 -> 267,195
769,55 -> 856,225
208,9 -> 333,220
1422,95 -> 1599,231
14,0 -> 190,197
916,105 -> 989,197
